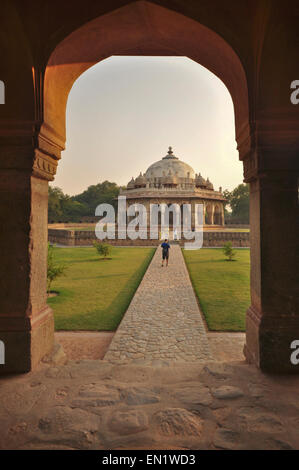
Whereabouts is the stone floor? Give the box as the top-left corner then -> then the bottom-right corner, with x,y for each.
2,246 -> 297,450
1,360 -> 299,450
105,245 -> 213,364
207,333 -> 246,362
55,332 -> 114,360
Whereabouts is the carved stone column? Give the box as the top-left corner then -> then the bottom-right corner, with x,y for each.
0,122 -> 60,373
221,205 -> 225,226
211,204 -> 215,225
241,131 -> 299,373
144,199 -> 151,238
191,200 -> 196,231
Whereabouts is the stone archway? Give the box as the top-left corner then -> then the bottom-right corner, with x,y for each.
1,1 -> 298,374
42,1 -> 249,150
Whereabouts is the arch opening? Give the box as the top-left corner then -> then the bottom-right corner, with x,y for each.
42,1 -> 251,366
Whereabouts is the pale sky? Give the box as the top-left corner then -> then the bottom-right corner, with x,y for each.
52,56 -> 243,196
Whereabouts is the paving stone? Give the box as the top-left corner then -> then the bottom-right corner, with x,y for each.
212,386 -> 244,400
122,387 -> 160,406
213,428 -> 240,449
266,438 -> 294,450
109,410 -> 149,435
174,384 -> 213,407
153,408 -> 203,437
18,442 -> 77,450
246,413 -> 283,434
37,406 -> 100,449
202,363 -> 231,379
247,383 -> 268,398
77,383 -> 121,406
2,384 -> 47,416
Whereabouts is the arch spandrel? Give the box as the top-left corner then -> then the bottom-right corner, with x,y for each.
42,1 -> 250,157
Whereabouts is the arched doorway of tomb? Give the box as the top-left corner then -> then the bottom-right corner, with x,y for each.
167,203 -> 174,228
205,203 -> 213,225
214,204 -> 222,225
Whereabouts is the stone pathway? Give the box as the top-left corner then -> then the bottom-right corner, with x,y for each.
105,245 -> 213,364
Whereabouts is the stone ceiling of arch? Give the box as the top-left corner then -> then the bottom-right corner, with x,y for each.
43,1 -> 249,146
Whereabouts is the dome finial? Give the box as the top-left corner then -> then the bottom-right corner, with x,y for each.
162,146 -> 178,160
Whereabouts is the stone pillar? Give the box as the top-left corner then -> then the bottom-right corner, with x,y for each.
191,201 -> 196,231
243,152 -> 299,373
221,204 -> 225,226
0,126 -> 59,373
211,204 -> 215,225
144,200 -> 151,238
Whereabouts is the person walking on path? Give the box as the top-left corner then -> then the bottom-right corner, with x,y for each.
161,239 -> 170,267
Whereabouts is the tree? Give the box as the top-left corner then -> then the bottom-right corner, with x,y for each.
48,186 -> 89,222
73,181 -> 120,215
223,183 -> 249,224
48,181 -> 122,222
47,243 -> 67,293
223,241 -> 236,261
48,186 -> 64,221
93,241 -> 112,259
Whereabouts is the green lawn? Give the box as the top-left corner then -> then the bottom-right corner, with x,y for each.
47,246 -> 155,331
183,248 -> 250,331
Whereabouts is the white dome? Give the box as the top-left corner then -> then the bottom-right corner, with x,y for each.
145,147 -> 195,179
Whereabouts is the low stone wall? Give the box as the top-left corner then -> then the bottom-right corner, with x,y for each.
225,224 -> 250,229
48,223 -> 96,229
202,231 -> 249,247
48,229 -> 250,247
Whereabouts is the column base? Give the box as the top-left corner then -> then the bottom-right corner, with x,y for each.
0,306 -> 54,374
245,306 -> 299,374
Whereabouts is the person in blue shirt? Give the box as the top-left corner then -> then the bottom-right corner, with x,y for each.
161,239 -> 170,267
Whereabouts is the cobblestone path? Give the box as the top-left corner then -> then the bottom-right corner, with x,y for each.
105,245 -> 213,364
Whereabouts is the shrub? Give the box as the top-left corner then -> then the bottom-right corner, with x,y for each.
47,243 -> 67,293
222,241 -> 236,261
93,241 -> 112,259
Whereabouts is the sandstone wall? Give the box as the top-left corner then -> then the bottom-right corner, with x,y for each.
48,229 -> 250,247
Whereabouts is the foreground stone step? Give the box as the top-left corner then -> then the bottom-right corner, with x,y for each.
0,358 -> 298,450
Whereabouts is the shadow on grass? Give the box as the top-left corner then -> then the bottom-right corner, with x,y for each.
47,287 -> 75,306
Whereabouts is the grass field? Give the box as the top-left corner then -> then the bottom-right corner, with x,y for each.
183,248 -> 250,331
47,246 -> 155,331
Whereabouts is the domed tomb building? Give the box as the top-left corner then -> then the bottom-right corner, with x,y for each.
120,147 -> 226,231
